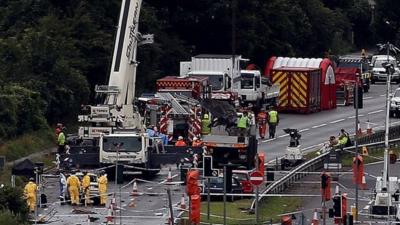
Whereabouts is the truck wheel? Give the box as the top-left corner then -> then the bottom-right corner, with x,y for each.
390,111 -> 395,118
142,170 -> 160,178
93,196 -> 100,205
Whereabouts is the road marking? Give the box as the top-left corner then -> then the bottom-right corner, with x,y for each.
312,124 -> 327,128
301,143 -> 325,152
359,114 -> 365,117
380,94 -> 385,97
348,115 -> 356,119
329,119 -> 345,124
368,109 -> 384,115
278,134 -> 289,138
363,96 -> 373,100
299,128 -> 309,132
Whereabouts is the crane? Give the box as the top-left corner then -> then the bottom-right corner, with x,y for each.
78,0 -> 153,136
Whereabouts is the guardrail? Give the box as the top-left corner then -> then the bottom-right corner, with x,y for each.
251,128 -> 400,210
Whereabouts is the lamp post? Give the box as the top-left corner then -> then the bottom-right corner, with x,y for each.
376,42 -> 400,222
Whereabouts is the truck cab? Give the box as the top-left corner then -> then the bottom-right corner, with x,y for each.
99,133 -> 149,166
236,70 -> 278,107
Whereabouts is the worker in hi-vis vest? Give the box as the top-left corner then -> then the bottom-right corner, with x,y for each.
237,111 -> 251,136
268,107 -> 279,139
201,113 -> 211,135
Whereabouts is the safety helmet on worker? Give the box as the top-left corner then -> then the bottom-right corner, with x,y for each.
178,136 -> 184,140
193,137 -> 198,141
203,114 -> 209,119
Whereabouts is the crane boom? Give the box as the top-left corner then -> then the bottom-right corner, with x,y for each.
108,0 -> 142,106
79,0 -> 152,137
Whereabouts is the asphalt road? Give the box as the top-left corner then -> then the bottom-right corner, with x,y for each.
36,84 -> 398,225
37,166 -> 186,225
259,84 -> 400,161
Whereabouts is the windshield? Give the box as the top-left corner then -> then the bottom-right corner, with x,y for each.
240,73 -> 254,89
102,136 -> 142,152
192,74 -> 223,90
375,60 -> 397,68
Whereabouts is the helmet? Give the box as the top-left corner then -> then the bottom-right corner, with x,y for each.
178,136 -> 184,140
203,114 -> 209,119
193,137 -> 198,141
29,177 -> 35,181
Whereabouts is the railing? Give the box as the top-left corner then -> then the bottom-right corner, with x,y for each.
251,125 -> 400,210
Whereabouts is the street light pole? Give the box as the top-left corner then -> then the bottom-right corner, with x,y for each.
354,71 -> 359,221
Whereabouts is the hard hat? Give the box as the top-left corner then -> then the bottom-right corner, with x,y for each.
193,137 -> 198,141
29,177 -> 35,181
204,114 -> 209,119
178,136 -> 184,140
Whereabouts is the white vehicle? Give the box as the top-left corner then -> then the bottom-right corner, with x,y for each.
370,55 -> 400,83
390,88 -> 400,118
180,54 -> 279,108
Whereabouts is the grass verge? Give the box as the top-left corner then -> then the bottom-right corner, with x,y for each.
186,197 -> 302,224
0,128 -> 55,185
0,129 -> 55,162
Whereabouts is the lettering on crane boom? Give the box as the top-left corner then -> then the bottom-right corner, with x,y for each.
126,1 -> 140,62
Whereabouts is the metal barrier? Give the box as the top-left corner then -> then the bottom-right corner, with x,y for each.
251,127 -> 400,210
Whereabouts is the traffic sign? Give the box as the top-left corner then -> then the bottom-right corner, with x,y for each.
250,171 -> 264,186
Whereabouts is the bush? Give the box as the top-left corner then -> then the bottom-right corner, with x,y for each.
0,209 -> 27,225
0,186 -> 29,221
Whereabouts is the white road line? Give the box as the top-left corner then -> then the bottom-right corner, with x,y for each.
329,119 -> 345,124
380,94 -> 385,97
299,128 -> 309,132
278,134 -> 289,138
312,124 -> 327,128
359,114 -> 365,117
368,109 -> 384,115
348,115 -> 356,119
363,96 -> 373,100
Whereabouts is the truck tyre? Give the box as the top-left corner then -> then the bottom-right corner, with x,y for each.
93,196 -> 100,205
390,111 -> 395,118
142,169 -> 160,178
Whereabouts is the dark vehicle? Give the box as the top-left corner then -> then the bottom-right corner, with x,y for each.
201,176 -> 243,201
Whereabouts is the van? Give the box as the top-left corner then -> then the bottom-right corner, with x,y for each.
370,55 -> 400,83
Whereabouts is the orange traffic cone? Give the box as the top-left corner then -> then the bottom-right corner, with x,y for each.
179,194 -> 186,211
167,168 -> 172,183
311,209 -> 319,225
106,205 -> 113,223
361,175 -> 367,190
131,179 -> 138,196
335,185 -> 340,195
362,146 -> 369,156
111,196 -> 116,208
367,120 -> 373,134
129,198 -> 136,208
357,122 -> 362,135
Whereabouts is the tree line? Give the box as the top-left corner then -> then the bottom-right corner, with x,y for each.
0,0 -> 397,141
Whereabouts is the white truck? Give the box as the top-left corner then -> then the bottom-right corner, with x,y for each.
180,54 -> 279,109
